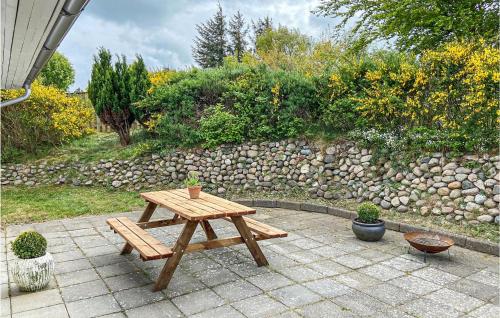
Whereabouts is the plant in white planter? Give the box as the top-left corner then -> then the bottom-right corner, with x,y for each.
10,231 -> 54,292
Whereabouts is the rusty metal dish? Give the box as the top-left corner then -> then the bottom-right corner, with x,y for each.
404,231 -> 454,254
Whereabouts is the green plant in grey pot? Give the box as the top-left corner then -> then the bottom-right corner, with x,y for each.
10,231 -> 54,291
352,203 -> 385,241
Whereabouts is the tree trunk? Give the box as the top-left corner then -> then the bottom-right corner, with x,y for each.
118,129 -> 131,146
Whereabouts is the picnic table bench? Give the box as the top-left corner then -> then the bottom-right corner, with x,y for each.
107,189 -> 287,291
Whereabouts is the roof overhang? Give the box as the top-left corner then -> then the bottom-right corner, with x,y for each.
1,0 -> 89,93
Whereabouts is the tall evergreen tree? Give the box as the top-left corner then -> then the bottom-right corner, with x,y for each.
252,16 -> 273,46
192,3 -> 228,68
228,11 -> 248,62
88,48 -> 135,146
129,54 -> 151,103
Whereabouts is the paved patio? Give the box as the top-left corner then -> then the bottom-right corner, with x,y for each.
1,207 -> 499,318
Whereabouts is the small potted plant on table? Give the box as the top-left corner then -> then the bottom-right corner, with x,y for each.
10,231 -> 54,291
352,203 -> 385,242
185,171 -> 202,199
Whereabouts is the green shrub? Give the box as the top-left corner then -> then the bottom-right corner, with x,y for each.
11,231 -> 47,259
200,104 -> 244,148
357,203 -> 380,223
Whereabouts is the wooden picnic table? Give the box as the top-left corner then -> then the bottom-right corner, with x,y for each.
107,189 -> 287,291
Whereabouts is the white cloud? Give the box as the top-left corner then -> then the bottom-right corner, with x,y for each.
58,0 -> 333,90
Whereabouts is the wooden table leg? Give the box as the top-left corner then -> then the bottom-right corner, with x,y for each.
201,220 -> 217,240
153,220 -> 198,291
231,216 -> 269,267
121,202 -> 157,255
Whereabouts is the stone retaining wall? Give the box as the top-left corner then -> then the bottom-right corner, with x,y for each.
2,140 -> 499,225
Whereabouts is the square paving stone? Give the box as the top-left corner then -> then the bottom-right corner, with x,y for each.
89,254 -> 130,267
467,304 -> 500,318
277,266 -> 324,283
104,272 -> 151,292
334,254 -> 372,269
52,250 -> 85,263
193,267 -> 239,287
266,254 -> 301,269
113,285 -> 165,310
56,268 -> 101,287
361,283 -> 417,306
66,294 -> 121,318
125,300 -> 182,318
1,298 -> 10,316
189,305 -> 245,318
388,275 -> 441,295
468,269 -> 499,287
359,263 -> 404,281
171,288 -> 224,316
400,298 -> 461,318
424,288 -> 484,313
54,258 -> 93,274
333,271 -> 381,289
411,267 -> 460,286
61,279 -> 109,302
229,261 -> 272,278
269,284 -> 322,307
11,288 -> 62,313
11,304 -> 68,318
213,279 -> 262,302
73,235 -> 110,249
369,307 -> 414,318
382,256 -> 426,272
448,278 -> 499,302
304,278 -> 352,298
297,300 -> 355,318
163,270 -> 206,298
355,249 -> 394,262
289,238 -> 324,249
68,228 -> 98,237
286,250 -> 325,264
96,262 -> 140,278
81,245 -> 119,257
231,294 -> 287,318
180,257 -> 222,273
332,290 -> 389,316
247,272 -> 293,291
310,245 -> 348,258
305,259 -> 351,277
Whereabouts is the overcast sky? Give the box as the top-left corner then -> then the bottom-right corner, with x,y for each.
58,0 -> 335,90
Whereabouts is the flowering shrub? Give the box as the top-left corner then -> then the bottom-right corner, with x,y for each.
147,69 -> 177,94
1,81 -> 94,160
324,40 -> 499,152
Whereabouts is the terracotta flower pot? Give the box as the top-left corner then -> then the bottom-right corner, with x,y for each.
188,186 -> 202,199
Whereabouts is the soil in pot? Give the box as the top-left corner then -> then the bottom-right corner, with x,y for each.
352,218 -> 385,242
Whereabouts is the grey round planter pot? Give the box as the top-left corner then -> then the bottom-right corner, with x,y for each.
352,218 -> 386,242
11,253 -> 54,292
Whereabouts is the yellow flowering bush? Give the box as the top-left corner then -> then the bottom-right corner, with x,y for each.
147,69 -> 176,94
1,81 -> 94,159
323,40 -> 499,152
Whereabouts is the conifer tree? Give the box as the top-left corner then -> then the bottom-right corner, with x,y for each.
252,16 -> 273,46
228,11 -> 248,62
88,48 -> 135,146
192,3 -> 228,68
129,54 -> 151,103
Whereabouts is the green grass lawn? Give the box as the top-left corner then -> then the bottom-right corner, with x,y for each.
4,131 -> 154,164
1,186 -> 144,225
